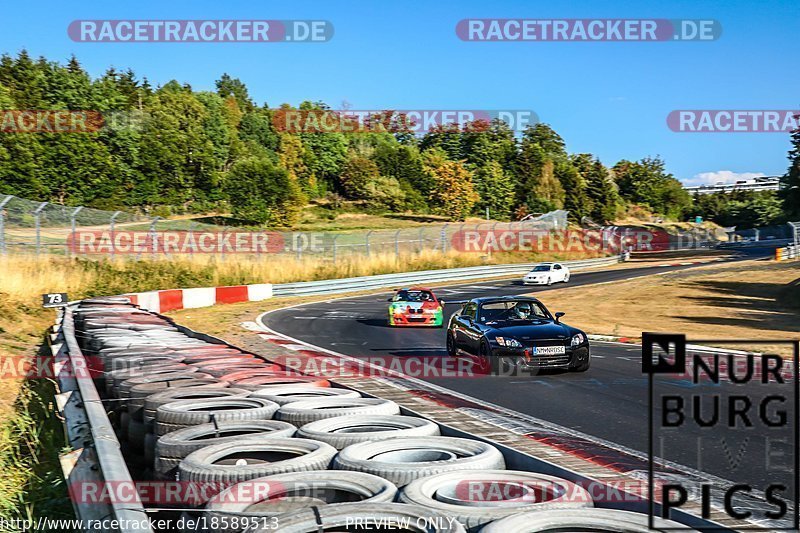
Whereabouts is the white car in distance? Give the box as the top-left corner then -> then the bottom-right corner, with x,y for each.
522,263 -> 570,285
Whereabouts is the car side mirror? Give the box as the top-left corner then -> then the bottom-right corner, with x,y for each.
439,300 -> 445,306
387,297 -> 394,302
555,312 -> 565,323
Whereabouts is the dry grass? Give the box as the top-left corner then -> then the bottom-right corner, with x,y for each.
532,260 -> 800,355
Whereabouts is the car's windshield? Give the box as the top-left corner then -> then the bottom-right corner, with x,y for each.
394,290 -> 434,302
531,265 -> 552,272
477,300 -> 549,323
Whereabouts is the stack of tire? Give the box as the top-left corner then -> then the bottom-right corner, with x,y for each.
72,298 -> 696,532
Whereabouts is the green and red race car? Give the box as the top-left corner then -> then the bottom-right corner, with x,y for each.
387,287 -> 444,327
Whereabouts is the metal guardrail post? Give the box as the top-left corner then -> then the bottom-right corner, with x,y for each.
34,201 -> 48,256
69,206 -> 83,257
109,210 -> 122,259
60,305 -> 154,533
0,195 -> 12,255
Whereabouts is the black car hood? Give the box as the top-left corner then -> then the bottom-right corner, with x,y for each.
485,321 -> 575,339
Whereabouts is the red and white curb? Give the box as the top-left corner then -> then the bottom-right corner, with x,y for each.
123,283 -> 272,314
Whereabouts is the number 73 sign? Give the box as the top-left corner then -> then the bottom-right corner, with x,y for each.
42,293 -> 68,308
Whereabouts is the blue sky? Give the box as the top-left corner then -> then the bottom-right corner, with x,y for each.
2,0 -> 797,184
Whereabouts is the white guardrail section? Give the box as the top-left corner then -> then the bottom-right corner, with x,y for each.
54,305 -> 154,533
272,256 -> 622,297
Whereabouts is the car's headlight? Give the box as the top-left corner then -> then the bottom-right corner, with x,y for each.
424,308 -> 437,314
495,336 -> 523,348
571,333 -> 586,347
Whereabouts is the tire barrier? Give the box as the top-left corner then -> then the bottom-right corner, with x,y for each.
399,470 -> 593,531
154,420 -> 297,478
232,375 -> 331,391
154,398 -> 280,436
277,397 -> 400,426
61,296 -> 704,532
297,414 -> 441,449
333,436 -> 506,487
178,438 -> 338,484
204,471 -> 397,533
250,385 -> 361,405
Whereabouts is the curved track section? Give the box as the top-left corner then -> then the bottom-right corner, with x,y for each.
262,252 -> 788,493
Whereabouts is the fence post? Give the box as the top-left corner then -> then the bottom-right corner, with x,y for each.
109,211 -> 122,259
0,195 -> 13,256
332,234 -> 338,264
296,233 -> 303,262
418,227 -> 425,253
187,221 -> 195,258
440,224 -> 448,254
149,217 -> 160,260
69,206 -> 83,257
365,230 -> 373,257
394,229 -> 401,261
34,201 -> 48,257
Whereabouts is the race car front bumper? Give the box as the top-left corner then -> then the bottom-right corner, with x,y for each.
388,310 -> 443,327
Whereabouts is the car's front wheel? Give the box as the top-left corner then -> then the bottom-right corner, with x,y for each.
446,332 -> 457,357
572,354 -> 590,372
564,273 -> 570,283
546,277 -> 552,286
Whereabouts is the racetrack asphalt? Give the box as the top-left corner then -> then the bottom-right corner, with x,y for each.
262,249 -> 795,499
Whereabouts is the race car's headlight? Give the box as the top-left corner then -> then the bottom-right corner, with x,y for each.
424,308 -> 437,314
495,337 -> 523,348
571,333 -> 586,347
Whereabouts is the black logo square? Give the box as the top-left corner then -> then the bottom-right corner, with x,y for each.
642,332 -> 686,374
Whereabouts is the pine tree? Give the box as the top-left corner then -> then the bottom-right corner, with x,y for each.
780,116 -> 800,219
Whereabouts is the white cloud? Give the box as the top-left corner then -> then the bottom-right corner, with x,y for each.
683,170 -> 767,187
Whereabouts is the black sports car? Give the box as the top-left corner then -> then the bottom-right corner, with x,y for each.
446,296 -> 590,375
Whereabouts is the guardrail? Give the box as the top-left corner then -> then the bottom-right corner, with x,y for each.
54,304 -> 154,533
776,244 -> 799,261
272,255 -> 622,297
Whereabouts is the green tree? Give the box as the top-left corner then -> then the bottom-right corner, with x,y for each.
422,149 -> 479,220
554,160 -> 590,220
472,160 -> 515,220
215,74 -> 254,113
226,157 -> 304,225
613,157 -> 691,219
572,154 -> 622,223
780,117 -> 800,219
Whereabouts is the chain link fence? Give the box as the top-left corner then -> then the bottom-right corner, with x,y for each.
0,195 -> 571,261
6,194 -> 787,262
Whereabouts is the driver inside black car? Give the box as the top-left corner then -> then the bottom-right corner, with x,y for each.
513,302 -> 533,319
